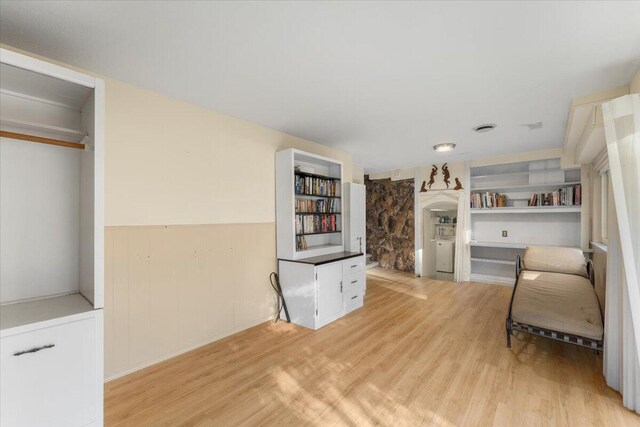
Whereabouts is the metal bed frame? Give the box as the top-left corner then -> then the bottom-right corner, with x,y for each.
506,255 -> 603,352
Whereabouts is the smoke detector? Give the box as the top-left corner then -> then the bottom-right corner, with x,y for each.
473,123 -> 497,133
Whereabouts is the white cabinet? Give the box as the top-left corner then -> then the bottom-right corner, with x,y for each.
343,183 -> 366,254
0,49 -> 104,426
317,263 -> 344,328
278,254 -> 365,330
1,313 -> 102,427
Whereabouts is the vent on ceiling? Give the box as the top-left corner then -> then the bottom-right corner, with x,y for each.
473,123 -> 497,133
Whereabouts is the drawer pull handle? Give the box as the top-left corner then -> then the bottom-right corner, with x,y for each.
351,280 -> 357,284
351,265 -> 357,268
351,295 -> 358,300
14,344 -> 55,357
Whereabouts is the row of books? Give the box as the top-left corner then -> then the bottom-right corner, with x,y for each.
296,236 -> 308,251
295,214 -> 339,235
470,192 -> 507,209
295,175 -> 339,197
529,185 -> 581,206
295,198 -> 340,213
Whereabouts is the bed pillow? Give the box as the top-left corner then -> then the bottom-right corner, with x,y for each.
522,246 -> 588,277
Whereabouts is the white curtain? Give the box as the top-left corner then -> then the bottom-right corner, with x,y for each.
602,93 -> 640,413
604,197 -> 640,413
454,193 -> 470,283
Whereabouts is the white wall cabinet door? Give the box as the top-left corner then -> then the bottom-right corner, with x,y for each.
344,183 -> 366,253
0,316 -> 97,427
352,184 -> 366,253
316,263 -> 343,328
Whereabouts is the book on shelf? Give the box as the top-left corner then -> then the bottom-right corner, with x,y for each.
296,235 -> 308,250
295,175 -> 339,197
470,192 -> 507,209
527,184 -> 581,207
295,213 -> 339,235
295,198 -> 339,213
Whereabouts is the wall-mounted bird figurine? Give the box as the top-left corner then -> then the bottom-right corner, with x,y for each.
454,177 -> 463,190
442,163 -> 451,188
427,165 -> 438,190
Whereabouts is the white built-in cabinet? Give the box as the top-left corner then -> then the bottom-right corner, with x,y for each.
276,148 -> 344,259
343,182 -> 366,254
278,255 -> 365,330
276,149 -> 366,329
0,48 -> 104,427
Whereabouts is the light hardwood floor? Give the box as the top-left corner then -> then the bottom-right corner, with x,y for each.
104,268 -> 640,426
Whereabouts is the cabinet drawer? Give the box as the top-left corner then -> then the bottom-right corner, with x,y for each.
1,316 -> 98,427
343,272 -> 365,293
343,287 -> 364,314
343,257 -> 364,276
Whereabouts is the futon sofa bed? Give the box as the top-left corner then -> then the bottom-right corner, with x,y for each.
506,246 -> 604,351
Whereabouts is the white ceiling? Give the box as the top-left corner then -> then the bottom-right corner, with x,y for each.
1,1 -> 639,172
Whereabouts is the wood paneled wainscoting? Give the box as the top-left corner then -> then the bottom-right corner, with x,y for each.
104,269 -> 639,426
104,223 -> 278,380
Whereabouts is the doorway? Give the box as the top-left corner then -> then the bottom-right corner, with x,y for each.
422,204 -> 457,280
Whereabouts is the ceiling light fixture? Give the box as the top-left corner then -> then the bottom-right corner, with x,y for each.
473,123 -> 497,133
433,143 -> 456,152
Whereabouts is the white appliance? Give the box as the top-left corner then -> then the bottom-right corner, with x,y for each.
436,241 -> 455,273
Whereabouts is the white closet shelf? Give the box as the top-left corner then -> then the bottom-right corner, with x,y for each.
471,206 -> 581,214
1,118 -> 85,142
0,293 -> 94,334
470,181 -> 581,193
471,257 -> 516,265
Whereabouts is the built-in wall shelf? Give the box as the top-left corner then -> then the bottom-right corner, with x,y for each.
470,241 -> 527,249
295,212 -> 342,215
294,243 -> 344,255
295,171 -> 340,181
471,181 -> 581,193
469,157 -> 586,286
470,241 -> 592,252
0,117 -> 86,142
471,257 -> 517,266
297,231 -> 341,237
471,206 -> 582,214
295,193 -> 341,199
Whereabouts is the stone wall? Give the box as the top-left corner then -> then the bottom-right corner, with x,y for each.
365,176 -> 415,272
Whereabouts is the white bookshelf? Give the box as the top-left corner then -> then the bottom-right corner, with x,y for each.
276,149 -> 344,260
469,158 -> 584,286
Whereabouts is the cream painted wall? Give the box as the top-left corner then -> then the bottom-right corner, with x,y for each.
2,45 -> 356,379
105,78 -> 354,226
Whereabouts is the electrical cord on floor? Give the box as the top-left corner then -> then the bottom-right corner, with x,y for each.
269,272 -> 290,323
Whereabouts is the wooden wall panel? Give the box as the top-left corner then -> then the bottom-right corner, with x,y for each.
103,223 -> 278,380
